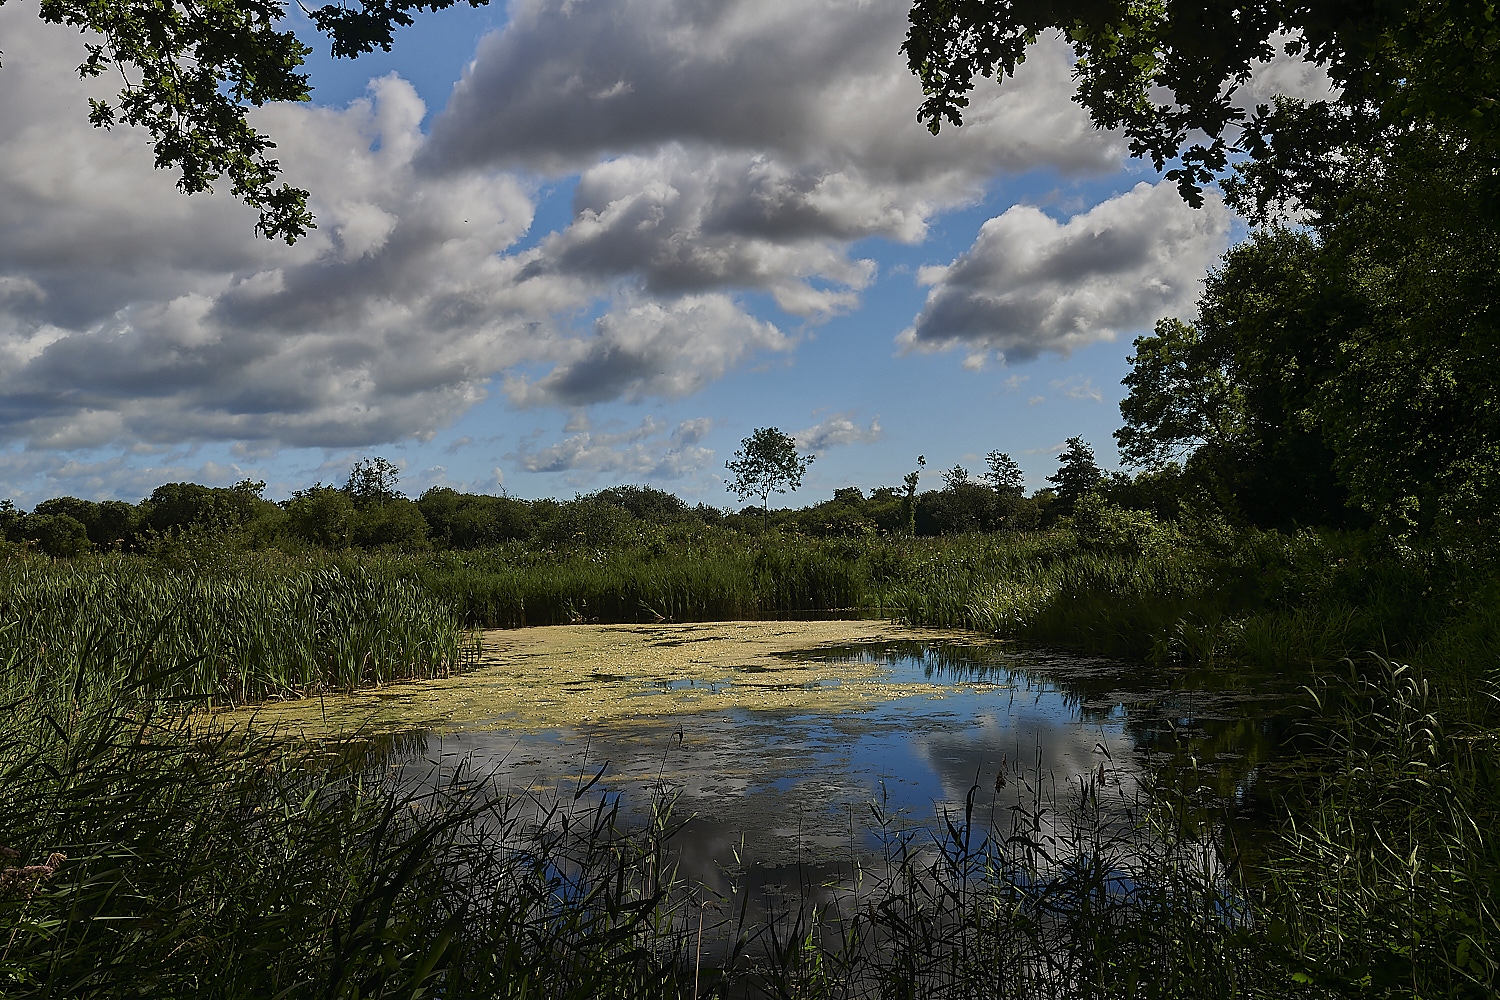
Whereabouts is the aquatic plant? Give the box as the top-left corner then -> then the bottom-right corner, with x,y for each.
0,553 -> 473,706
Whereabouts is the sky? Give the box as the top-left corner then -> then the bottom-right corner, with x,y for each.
0,0 -> 1332,508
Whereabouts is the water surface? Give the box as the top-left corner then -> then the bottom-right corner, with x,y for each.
283,624 -> 1305,884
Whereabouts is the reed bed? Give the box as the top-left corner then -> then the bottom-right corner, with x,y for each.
5,520 -> 1496,710
0,647 -> 703,999
392,536 -> 874,627
0,553 -> 473,706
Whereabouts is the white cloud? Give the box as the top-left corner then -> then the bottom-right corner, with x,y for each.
0,446 -> 267,507
0,0 -> 1215,485
793,413 -> 883,452
1233,33 -> 1339,113
897,181 -> 1232,360
502,294 -> 792,407
0,5 -> 581,451
428,0 -> 1119,181
1049,376 -> 1104,403
531,149 -> 882,316
511,416 -> 715,482
421,0 -> 1128,329
671,417 -> 714,447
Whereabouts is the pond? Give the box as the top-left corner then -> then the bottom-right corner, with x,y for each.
234,621 -> 1307,895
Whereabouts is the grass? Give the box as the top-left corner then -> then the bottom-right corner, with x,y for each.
3,523 -> 1499,996
7,519 -> 1498,708
1250,655 -> 1500,998
0,552 -> 473,706
0,640 -> 706,998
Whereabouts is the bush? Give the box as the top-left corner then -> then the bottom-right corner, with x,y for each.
1071,491 -> 1180,556
351,497 -> 430,550
417,488 -> 532,548
19,512 -> 92,558
285,486 -> 357,548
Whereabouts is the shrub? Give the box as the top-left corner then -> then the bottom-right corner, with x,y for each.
19,512 -> 92,558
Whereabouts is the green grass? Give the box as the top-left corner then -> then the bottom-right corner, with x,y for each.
0,552 -> 473,706
3,525 -> 1499,996
9,520 -> 1497,705
0,652 -> 708,998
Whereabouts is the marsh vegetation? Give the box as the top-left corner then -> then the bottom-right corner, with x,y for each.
3,489 -> 1498,996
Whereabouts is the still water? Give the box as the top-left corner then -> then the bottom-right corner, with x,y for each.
300,624 -> 1306,888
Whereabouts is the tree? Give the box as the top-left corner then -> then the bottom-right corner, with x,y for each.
343,457 -> 402,505
905,0 -> 1499,540
1116,318 -> 1246,470
33,496 -> 143,548
920,478 -> 998,535
1115,229 -> 1356,528
942,464 -> 970,489
725,428 -> 814,529
337,457 -> 431,548
983,451 -> 1023,495
1122,208 -> 1498,537
0,499 -> 22,543
417,487 -> 532,548
12,0 -> 488,243
20,512 -> 92,558
903,0 -> 1500,214
1047,437 -> 1102,517
593,485 -> 690,524
903,455 -> 925,535
285,485 -> 356,548
143,481 -> 264,534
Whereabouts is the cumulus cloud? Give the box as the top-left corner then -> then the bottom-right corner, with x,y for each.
0,447 -> 267,508
502,295 -> 791,407
898,181 -> 1232,360
793,414 -> 883,452
0,0 -> 1184,480
1233,33 -> 1339,113
0,4 -> 588,451
404,462 -> 511,497
428,0 -> 1119,180
11,0 -> 1096,458
511,416 -> 715,481
423,0 -> 1126,321
529,149 -> 883,315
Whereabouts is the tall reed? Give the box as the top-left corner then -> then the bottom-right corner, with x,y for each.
0,644 -> 704,999
1253,654 -> 1499,997
0,552 -> 473,706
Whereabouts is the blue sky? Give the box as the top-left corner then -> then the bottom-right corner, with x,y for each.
0,0 -> 1326,508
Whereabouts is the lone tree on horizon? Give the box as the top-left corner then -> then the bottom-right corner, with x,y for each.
726,428 -> 814,530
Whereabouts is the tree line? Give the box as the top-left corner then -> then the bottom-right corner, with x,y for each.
1,438 -> 1124,557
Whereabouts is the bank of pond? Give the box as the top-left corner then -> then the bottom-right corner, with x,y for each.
1,527 -> 1497,997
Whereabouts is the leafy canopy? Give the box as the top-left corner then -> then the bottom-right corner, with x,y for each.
1118,203 -> 1500,537
344,455 -> 403,505
1047,436 -> 1102,515
903,0 -> 1500,214
984,450 -> 1023,495
725,428 -> 815,521
7,0 -> 489,243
